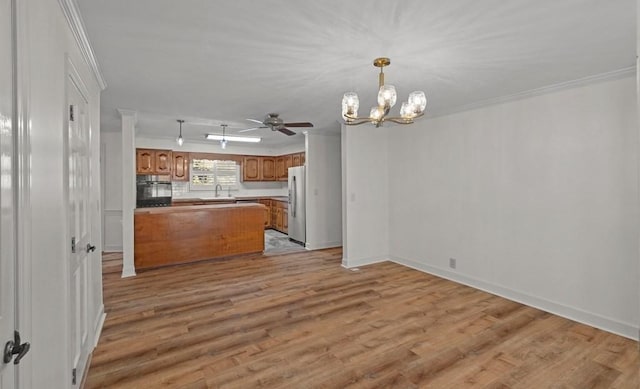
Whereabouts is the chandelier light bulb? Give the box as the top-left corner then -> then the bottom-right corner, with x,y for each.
342,92 -> 360,118
400,102 -> 416,119
370,106 -> 383,121
377,85 -> 397,108
408,91 -> 427,113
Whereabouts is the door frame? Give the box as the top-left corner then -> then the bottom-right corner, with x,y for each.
13,0 -> 32,386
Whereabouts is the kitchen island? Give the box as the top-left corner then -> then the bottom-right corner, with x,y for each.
134,202 -> 265,270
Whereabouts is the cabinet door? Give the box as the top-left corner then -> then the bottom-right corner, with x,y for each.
283,208 -> 288,233
259,200 -> 271,228
155,150 -> 172,174
262,157 -> 276,181
270,204 -> 277,227
300,152 -> 305,166
292,153 -> 301,167
243,156 -> 261,181
281,155 -> 292,180
276,157 -> 285,180
136,149 -> 155,174
276,207 -> 283,231
171,152 -> 190,181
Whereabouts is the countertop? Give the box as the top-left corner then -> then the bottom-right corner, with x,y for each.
134,202 -> 263,214
171,195 -> 289,203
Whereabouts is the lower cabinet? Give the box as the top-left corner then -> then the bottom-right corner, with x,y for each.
270,200 -> 288,234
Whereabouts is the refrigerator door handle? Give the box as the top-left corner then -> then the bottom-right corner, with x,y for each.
292,176 -> 297,218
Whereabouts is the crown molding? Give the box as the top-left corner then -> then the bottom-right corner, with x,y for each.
431,66 -> 636,119
58,0 -> 107,90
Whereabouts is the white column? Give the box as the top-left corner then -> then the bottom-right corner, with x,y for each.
119,109 -> 137,277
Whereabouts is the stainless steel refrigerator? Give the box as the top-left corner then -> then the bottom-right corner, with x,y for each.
288,166 -> 306,245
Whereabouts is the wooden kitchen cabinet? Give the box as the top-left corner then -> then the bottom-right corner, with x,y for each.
136,149 -> 155,174
242,156 -> 261,181
171,152 -> 190,181
292,153 -> 301,167
262,157 -> 276,180
259,199 -> 271,228
276,154 -> 293,181
283,207 -> 288,233
136,148 -> 172,175
155,150 -> 172,174
275,207 -> 283,231
300,152 -> 305,166
276,157 -> 285,180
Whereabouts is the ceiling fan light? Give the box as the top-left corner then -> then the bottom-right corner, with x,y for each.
377,85 -> 397,108
408,91 -> 427,113
342,92 -> 359,118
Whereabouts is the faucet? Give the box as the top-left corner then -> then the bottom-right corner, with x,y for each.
215,184 -> 222,197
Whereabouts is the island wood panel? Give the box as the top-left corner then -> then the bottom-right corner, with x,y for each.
134,204 -> 264,269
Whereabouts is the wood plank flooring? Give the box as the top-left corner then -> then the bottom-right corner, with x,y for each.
86,249 -> 639,388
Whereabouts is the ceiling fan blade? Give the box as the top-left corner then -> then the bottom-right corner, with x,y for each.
277,127 -> 296,136
238,127 -> 263,133
246,118 -> 264,124
283,122 -> 314,128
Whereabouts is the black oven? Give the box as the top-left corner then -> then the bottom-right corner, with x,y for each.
136,175 -> 172,207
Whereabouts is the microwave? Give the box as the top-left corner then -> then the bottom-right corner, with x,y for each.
136,175 -> 172,207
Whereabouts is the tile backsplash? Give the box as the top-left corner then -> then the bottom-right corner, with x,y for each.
172,181 -> 287,199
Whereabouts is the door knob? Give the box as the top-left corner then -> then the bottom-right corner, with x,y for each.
4,331 -> 30,365
86,243 -> 96,253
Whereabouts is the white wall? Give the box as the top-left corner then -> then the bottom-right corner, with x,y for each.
24,0 -> 104,386
342,125 -> 390,267
305,131 -> 342,250
383,76 -> 638,339
102,132 -> 123,251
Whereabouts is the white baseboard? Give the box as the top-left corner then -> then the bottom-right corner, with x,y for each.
389,255 -> 639,341
306,240 -> 342,250
342,255 -> 389,269
121,266 -> 136,278
92,305 -> 106,348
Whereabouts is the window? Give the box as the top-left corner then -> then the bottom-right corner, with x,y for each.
190,159 -> 239,191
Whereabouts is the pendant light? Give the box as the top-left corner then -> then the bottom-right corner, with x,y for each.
176,119 -> 184,146
220,124 -> 227,149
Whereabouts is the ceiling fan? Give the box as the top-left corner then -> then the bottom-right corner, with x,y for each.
239,113 -> 313,136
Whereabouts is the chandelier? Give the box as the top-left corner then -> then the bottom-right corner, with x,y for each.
342,57 -> 427,127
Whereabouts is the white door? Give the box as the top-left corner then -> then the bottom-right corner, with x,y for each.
0,0 -> 16,386
67,74 -> 93,386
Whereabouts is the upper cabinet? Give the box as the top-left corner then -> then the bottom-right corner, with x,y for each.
242,156 -> 261,181
262,157 -> 276,180
292,153 -> 301,167
171,152 -> 190,181
276,152 -> 304,181
136,148 -> 304,181
136,148 -> 173,175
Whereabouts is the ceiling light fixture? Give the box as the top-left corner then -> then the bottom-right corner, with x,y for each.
176,119 -> 185,146
205,133 -> 261,143
342,57 -> 427,128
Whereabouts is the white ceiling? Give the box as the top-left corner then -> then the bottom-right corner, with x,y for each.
77,0 -> 635,147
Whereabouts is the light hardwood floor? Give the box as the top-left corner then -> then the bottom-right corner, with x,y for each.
87,249 -> 639,388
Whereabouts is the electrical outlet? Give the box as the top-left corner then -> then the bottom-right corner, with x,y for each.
449,258 -> 457,269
